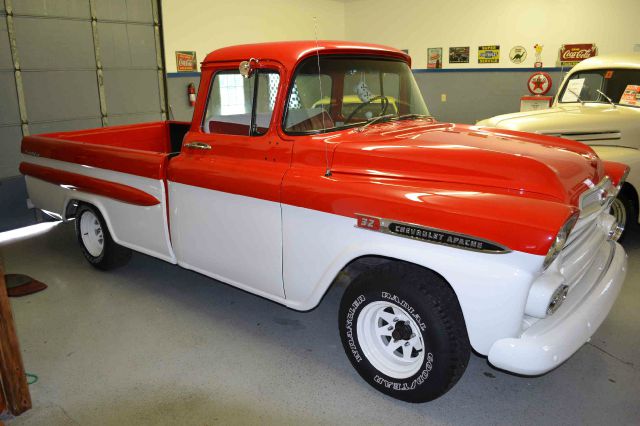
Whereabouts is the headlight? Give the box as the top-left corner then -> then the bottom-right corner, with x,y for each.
543,214 -> 579,270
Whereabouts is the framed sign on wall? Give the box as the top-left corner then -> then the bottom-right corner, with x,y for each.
559,44 -> 597,66
175,51 -> 198,72
449,47 -> 469,64
427,47 -> 443,69
478,45 -> 500,64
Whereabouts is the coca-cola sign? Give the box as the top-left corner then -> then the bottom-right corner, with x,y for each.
560,44 -> 597,66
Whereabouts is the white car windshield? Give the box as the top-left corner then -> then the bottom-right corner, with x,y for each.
559,69 -> 640,107
283,57 -> 430,134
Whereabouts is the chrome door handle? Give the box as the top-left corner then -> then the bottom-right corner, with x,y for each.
184,142 -> 212,150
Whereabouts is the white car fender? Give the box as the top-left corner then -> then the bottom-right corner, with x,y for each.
281,204 -> 544,355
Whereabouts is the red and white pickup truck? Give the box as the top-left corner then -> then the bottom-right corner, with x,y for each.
21,41 -> 628,402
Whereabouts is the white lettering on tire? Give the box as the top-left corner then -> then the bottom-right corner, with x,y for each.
373,352 -> 434,391
346,294 -> 366,362
381,291 -> 427,331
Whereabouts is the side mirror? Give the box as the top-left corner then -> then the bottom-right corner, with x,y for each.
239,58 -> 258,78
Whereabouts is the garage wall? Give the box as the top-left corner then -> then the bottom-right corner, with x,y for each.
162,0 -> 346,122
344,0 -> 640,69
416,69 -> 563,125
341,0 -> 640,123
162,0 -> 346,73
0,0 -> 167,232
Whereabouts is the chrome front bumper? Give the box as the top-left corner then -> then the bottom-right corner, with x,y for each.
487,241 -> 627,375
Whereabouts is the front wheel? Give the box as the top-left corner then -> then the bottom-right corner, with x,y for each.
75,204 -> 132,270
610,191 -> 636,242
338,262 -> 470,402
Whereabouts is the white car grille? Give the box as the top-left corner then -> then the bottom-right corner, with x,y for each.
522,176 -> 616,330
563,176 -> 616,287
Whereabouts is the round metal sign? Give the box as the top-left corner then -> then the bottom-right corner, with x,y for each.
509,46 -> 527,64
527,71 -> 552,95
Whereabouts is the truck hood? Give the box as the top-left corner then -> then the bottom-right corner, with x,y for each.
477,104 -> 639,148
330,121 -> 602,204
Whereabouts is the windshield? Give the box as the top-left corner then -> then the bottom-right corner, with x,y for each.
283,57 -> 430,134
559,68 -> 640,107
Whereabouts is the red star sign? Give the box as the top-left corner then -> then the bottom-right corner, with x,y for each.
527,72 -> 552,95
531,76 -> 545,91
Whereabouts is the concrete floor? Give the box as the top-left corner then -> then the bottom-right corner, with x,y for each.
1,222 -> 639,425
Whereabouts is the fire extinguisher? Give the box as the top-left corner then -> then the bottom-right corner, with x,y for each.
187,83 -> 196,107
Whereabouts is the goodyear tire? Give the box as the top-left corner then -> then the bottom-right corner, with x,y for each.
75,204 -> 132,270
339,262 -> 470,402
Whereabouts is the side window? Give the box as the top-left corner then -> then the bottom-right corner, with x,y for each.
202,70 -> 280,136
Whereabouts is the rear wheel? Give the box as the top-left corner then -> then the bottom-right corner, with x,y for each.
75,204 -> 132,270
338,262 -> 470,402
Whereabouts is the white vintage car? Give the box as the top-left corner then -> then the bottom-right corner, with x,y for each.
478,54 -> 640,235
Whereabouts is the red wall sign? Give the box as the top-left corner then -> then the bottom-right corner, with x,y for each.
560,44 -> 597,66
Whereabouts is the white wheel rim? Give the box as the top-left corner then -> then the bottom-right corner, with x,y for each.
356,301 -> 425,379
610,198 -> 627,231
80,211 -> 104,257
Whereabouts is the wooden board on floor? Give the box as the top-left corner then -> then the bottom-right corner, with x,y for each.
0,254 -> 32,416
0,381 -> 7,418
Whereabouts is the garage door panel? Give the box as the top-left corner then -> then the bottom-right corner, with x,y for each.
98,22 -> 157,69
94,0 -> 153,23
22,70 -> 101,122
126,24 -> 157,67
14,17 -> 95,70
0,126 -> 23,179
0,19 -> 13,70
109,112 -> 161,126
103,69 -> 160,115
12,0 -> 90,19
0,72 -> 20,125
29,117 -> 102,135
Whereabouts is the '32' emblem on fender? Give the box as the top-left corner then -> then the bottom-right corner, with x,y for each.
356,214 -> 381,231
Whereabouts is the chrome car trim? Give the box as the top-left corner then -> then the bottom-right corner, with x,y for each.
578,176 -> 615,218
354,214 -> 511,254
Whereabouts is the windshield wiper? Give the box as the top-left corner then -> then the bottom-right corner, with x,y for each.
567,88 -> 585,105
356,114 -> 396,132
596,89 -> 616,108
356,113 -> 434,133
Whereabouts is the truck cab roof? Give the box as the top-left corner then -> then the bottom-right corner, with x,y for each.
202,40 -> 411,69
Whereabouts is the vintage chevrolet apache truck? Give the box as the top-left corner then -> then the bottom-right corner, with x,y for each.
21,41 -> 628,402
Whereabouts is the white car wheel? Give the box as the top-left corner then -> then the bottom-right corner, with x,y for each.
74,204 -> 131,270
356,301 -> 425,379
339,262 -> 470,402
79,210 -> 104,257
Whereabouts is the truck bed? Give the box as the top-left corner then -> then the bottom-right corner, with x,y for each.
21,121 -> 190,179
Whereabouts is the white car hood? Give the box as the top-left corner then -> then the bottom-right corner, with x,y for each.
477,103 -> 639,149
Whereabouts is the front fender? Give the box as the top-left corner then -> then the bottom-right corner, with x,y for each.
281,204 -> 543,355
593,146 -> 640,191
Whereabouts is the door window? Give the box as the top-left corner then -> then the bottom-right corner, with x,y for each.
203,69 -> 280,135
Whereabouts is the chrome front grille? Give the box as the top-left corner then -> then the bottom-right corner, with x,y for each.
578,176 -> 615,218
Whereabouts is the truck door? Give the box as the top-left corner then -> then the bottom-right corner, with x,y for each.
166,62 -> 291,300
